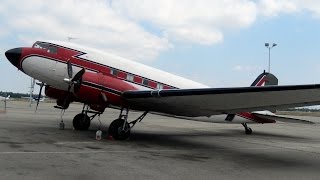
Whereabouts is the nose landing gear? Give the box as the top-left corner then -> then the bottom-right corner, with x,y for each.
73,104 -> 101,131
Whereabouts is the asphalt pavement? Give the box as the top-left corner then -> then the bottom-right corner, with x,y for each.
0,101 -> 320,179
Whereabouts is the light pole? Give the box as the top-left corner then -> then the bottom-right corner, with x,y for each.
29,78 -> 35,107
265,43 -> 277,73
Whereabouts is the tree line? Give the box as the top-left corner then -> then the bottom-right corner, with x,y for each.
0,91 -> 43,99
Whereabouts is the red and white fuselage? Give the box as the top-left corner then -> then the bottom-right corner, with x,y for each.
9,40 -> 277,124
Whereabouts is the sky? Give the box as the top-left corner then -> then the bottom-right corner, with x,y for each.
1,0 -> 320,94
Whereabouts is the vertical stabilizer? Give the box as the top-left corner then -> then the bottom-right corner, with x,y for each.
251,70 -> 278,87
251,71 -> 278,112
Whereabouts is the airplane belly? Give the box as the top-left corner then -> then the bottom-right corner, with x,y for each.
21,56 -> 80,91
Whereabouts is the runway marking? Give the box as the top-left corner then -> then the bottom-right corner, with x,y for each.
54,141 -> 96,145
0,145 -> 319,155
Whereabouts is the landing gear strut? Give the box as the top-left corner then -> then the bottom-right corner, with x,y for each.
59,109 -> 65,130
55,98 -> 70,130
108,108 -> 148,140
73,104 -> 101,131
241,123 -> 252,135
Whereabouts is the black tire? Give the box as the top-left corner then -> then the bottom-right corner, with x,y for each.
73,113 -> 90,130
108,119 -> 130,140
245,128 -> 253,135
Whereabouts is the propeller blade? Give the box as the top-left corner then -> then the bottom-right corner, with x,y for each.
67,60 -> 73,79
72,68 -> 85,93
62,85 -> 72,109
67,83 -> 72,92
72,68 -> 85,82
35,82 -> 44,113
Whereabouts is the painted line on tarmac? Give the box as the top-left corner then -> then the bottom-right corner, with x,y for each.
0,145 -> 320,155
54,141 -> 96,145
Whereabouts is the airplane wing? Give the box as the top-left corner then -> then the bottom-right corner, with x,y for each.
252,112 -> 314,124
122,84 -> 320,117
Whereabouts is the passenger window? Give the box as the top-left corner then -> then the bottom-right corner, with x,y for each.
156,83 -> 163,90
110,68 -> 119,76
142,79 -> 149,86
126,74 -> 134,81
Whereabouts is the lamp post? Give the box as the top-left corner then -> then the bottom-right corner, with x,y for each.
265,43 -> 277,73
29,78 -> 35,107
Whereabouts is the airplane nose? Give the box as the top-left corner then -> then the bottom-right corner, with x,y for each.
5,48 -> 22,67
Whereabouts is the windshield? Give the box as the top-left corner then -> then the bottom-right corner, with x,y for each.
32,41 -> 57,54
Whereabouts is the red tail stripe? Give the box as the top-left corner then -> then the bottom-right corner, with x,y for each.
238,112 -> 275,123
255,75 -> 267,87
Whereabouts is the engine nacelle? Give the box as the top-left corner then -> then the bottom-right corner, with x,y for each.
74,72 -> 137,107
45,85 -> 68,100
45,85 -> 76,108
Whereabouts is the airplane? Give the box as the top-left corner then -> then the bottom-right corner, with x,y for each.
21,96 -> 46,102
4,40 -> 320,140
0,95 -> 10,101
35,96 -> 46,102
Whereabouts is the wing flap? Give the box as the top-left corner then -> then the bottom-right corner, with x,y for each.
123,84 -> 320,117
252,112 -> 314,124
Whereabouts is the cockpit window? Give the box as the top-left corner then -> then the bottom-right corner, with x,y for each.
33,41 -> 57,54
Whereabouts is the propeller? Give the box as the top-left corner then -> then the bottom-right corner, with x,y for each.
35,81 -> 45,113
63,60 -> 84,85
63,67 -> 85,91
67,60 -> 73,79
62,61 -> 85,108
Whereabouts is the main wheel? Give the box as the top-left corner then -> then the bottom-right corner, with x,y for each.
245,127 -> 253,135
73,113 -> 90,130
108,119 -> 130,140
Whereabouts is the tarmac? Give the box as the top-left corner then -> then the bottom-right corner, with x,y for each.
0,101 -> 320,179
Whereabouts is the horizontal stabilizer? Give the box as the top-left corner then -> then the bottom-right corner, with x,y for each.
252,112 -> 314,124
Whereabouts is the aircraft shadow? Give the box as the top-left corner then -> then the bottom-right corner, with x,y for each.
6,121 -> 318,168
122,131 -> 317,168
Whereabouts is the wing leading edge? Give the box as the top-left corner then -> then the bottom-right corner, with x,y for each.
122,84 -> 320,117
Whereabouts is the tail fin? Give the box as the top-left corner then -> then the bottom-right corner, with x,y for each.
251,71 -> 278,113
226,71 -> 279,121
251,70 -> 278,87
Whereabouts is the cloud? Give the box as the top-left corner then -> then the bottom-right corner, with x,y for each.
258,0 -> 298,17
111,0 -> 257,45
2,0 -> 320,63
0,0 -> 170,61
164,27 -> 223,45
297,1 -> 320,18
232,65 -> 263,72
257,0 -> 320,18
